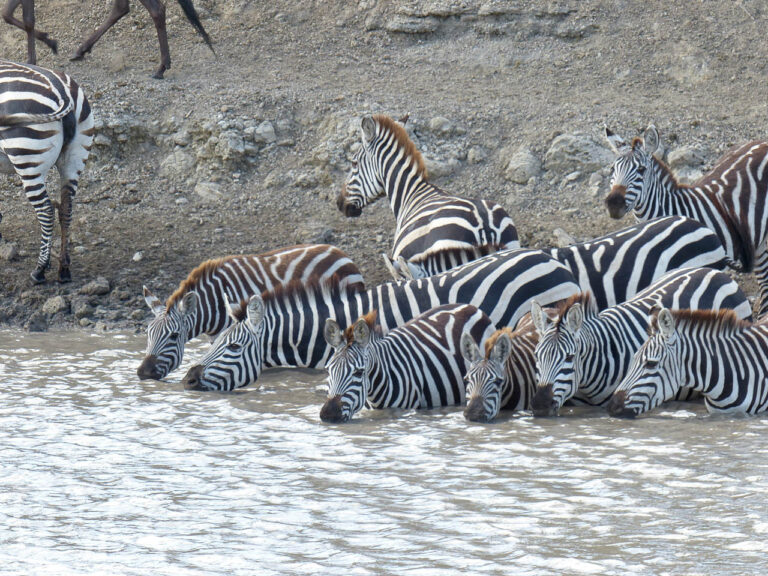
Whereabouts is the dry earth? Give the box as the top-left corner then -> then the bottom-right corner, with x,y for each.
0,0 -> 766,331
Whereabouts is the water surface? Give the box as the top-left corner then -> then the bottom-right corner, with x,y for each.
0,331 -> 766,575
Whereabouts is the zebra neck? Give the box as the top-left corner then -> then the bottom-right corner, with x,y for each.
574,313 -> 629,401
365,338 -> 421,409
383,157 -> 434,221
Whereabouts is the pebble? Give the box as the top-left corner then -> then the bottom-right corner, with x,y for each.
80,277 -> 111,296
132,251 -> 143,262
0,241 -> 19,261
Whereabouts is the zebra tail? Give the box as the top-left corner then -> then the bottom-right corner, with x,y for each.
0,98 -> 74,126
176,0 -> 216,54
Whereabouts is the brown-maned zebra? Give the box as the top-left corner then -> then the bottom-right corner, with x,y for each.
137,244 -> 365,381
0,60 -> 94,283
605,125 -> 768,315
337,114 -> 519,275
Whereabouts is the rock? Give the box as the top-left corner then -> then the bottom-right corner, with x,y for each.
425,157 -> 460,179
80,277 -> 111,296
384,15 -> 439,34
132,251 -> 143,262
668,145 -> 706,183
467,146 -> 487,164
94,134 -> 112,147
159,149 -> 195,179
544,132 -> 614,174
79,318 -> 92,327
563,171 -> 581,183
130,310 -> 146,321
194,181 -> 224,201
253,121 -> 277,144
0,241 -> 18,261
71,297 -> 95,319
553,228 -> 576,248
25,311 -> 47,332
42,296 -> 69,316
428,116 -> 453,134
215,130 -> 246,160
503,148 -> 541,183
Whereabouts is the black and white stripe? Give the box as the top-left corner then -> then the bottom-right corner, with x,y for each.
320,304 -> 494,422
530,267 -> 752,417
605,125 -> 768,315
181,248 -> 580,391
137,244 -> 365,381
337,114 -> 519,274
608,307 -> 768,417
0,59 -> 94,283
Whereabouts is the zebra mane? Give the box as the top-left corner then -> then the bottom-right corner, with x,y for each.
166,255 -> 239,310
344,310 -> 379,343
652,308 -> 750,334
483,326 -> 515,359
373,114 -> 428,178
553,292 -> 596,329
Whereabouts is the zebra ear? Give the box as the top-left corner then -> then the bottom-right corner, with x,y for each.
180,292 -> 198,318
143,286 -> 164,317
604,126 -> 629,154
656,308 -> 676,340
643,125 -> 659,155
324,318 -> 344,348
382,254 -> 401,281
398,113 -> 409,126
460,332 -> 482,363
490,332 -> 512,364
246,294 -> 265,329
565,303 -> 584,333
361,115 -> 376,144
531,301 -> 549,335
353,317 -> 371,347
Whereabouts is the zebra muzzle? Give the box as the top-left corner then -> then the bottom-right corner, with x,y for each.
604,186 -> 628,219
531,384 -> 559,417
137,355 -> 163,380
320,395 -> 348,423
181,365 -> 206,391
464,397 -> 493,423
606,390 -> 637,419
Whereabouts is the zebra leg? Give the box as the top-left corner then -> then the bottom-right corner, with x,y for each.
2,0 -> 57,56
755,245 -> 768,319
57,183 -> 74,283
71,0 -> 129,61
139,0 -> 171,79
26,183 -> 54,284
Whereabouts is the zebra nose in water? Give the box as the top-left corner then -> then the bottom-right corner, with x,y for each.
182,365 -> 205,390
320,395 -> 347,423
607,390 -> 636,418
464,396 -> 492,422
531,384 -> 559,417
137,355 -> 162,380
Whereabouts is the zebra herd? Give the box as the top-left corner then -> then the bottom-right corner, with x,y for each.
3,60 -> 768,420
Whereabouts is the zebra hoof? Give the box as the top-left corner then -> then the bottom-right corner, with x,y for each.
58,267 -> 72,284
30,267 -> 47,285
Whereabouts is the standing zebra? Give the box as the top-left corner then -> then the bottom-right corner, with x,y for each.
530,267 -> 752,417
137,244 -> 365,381
458,216 -> 729,422
0,60 -> 94,284
337,114 -> 519,274
180,248 -> 580,391
604,125 -> 768,315
608,308 -> 768,418
321,305 -> 495,423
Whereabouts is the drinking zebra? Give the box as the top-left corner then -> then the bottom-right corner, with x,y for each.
0,60 -> 94,284
530,267 -> 752,417
458,217 -> 729,422
137,244 -> 365,381
336,114 -> 519,274
321,304 -> 495,422
180,248 -> 580,391
608,308 -> 768,417
604,125 -> 768,315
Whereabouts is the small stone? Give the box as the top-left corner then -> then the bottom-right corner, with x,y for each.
132,251 -> 143,262
425,157 -> 460,179
71,298 -> 95,319
588,172 -> 603,186
42,295 -> 69,315
553,228 -> 577,248
467,146 -> 486,164
130,310 -> 145,321
253,121 -> 277,144
428,116 -> 453,134
564,171 -> 581,183
194,181 -> 224,201
74,246 -> 87,255
544,132 -> 614,174
79,317 -> 92,327
159,149 -> 195,179
175,197 -> 189,205
503,148 -> 541,184
80,277 -> 111,296
0,241 -> 18,261
26,311 -> 48,332
94,134 -> 112,147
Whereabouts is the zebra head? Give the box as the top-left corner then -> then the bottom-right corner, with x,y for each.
320,313 -> 376,423
461,331 -> 512,423
138,287 -> 198,380
531,300 -> 586,417
181,295 -> 266,392
337,114 -> 410,218
608,307 -> 683,418
604,125 -> 659,219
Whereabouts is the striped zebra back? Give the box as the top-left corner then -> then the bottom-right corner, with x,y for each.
321,304 -> 495,422
0,60 -> 73,124
610,308 -> 768,417
531,267 -> 752,416
338,114 -> 519,272
137,244 -> 364,381
180,248 -> 580,392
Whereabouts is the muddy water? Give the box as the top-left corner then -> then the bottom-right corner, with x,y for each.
1,331 -> 767,575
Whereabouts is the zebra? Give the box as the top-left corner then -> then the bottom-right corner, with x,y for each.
382,246 -> 501,282
180,248 -> 580,391
604,125 -> 768,316
337,114 -> 519,274
2,0 -> 57,65
137,244 -> 365,381
321,304 -> 495,423
608,307 -> 768,418
0,60 -> 94,284
457,216 -> 730,422
529,267 -> 753,417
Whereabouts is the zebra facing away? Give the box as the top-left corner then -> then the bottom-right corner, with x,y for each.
530,267 -> 753,417
180,248 -> 580,392
321,305 -> 495,423
0,60 -> 94,284
608,308 -> 768,418
604,125 -> 768,315
137,244 -> 365,381
337,114 -> 519,274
